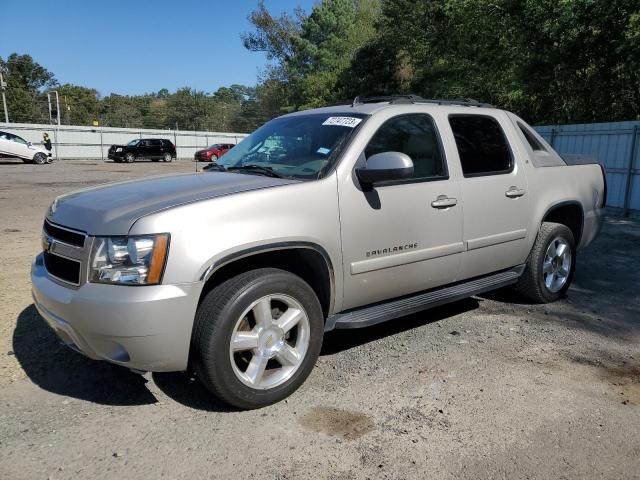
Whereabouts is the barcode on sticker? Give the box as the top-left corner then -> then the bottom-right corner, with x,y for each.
322,117 -> 362,128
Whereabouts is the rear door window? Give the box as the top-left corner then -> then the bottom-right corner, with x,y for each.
365,114 -> 448,182
449,115 -> 513,176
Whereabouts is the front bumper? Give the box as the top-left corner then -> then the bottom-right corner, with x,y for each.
108,152 -> 124,160
31,253 -> 203,372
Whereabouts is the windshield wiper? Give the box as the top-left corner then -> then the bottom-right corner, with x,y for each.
227,164 -> 284,178
202,163 -> 227,172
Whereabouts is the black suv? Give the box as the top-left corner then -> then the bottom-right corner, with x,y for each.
108,138 -> 176,163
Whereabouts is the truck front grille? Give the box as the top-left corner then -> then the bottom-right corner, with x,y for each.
42,220 -> 88,287
44,252 -> 81,285
44,220 -> 86,247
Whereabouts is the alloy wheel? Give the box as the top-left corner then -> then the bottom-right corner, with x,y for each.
542,237 -> 572,293
228,294 -> 310,390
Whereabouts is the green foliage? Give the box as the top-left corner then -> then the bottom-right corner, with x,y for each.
0,53 -> 57,123
0,53 -> 264,131
339,0 -> 640,123
3,0 -> 638,129
244,0 -> 380,110
57,84 -> 100,125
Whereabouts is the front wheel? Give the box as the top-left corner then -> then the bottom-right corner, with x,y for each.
209,154 -> 218,162
192,268 -> 324,409
125,152 -> 135,163
33,152 -> 48,165
515,222 -> 576,303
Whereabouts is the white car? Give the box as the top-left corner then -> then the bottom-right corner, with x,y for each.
0,130 -> 52,164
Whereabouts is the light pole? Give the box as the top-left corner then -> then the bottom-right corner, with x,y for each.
0,72 -> 8,123
47,90 -> 61,160
47,90 -> 61,126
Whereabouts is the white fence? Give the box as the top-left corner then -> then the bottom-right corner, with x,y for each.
0,122 -> 249,160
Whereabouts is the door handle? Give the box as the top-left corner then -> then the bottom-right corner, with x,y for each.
505,187 -> 526,198
431,195 -> 458,209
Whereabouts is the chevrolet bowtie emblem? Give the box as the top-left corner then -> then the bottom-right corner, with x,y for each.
42,233 -> 53,252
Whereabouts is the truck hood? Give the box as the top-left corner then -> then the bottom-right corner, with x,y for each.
47,172 -> 297,235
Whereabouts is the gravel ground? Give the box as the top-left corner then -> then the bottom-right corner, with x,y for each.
0,159 -> 639,479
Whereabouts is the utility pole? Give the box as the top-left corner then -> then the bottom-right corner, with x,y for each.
0,72 -> 8,123
64,95 -> 70,125
47,91 -> 61,160
47,91 -> 60,125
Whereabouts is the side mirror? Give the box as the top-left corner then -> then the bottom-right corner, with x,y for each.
356,151 -> 414,187
27,141 -> 32,147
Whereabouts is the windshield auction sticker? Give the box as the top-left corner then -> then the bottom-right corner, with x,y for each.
322,117 -> 363,128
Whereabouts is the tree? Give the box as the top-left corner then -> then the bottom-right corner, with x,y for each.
0,53 -> 57,123
243,0 -> 380,111
55,84 -> 100,125
100,94 -> 144,128
342,0 -> 640,124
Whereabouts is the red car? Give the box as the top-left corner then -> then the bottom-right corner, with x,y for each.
194,143 -> 235,162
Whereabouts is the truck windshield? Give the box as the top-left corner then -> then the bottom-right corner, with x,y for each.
127,139 -> 140,146
215,113 -> 366,179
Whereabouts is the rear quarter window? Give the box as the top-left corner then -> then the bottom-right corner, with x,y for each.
517,123 -> 546,152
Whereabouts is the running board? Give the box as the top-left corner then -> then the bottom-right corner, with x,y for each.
325,266 -> 524,331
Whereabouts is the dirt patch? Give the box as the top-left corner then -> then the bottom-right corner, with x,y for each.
299,406 -> 375,440
566,354 -> 640,406
600,363 -> 640,406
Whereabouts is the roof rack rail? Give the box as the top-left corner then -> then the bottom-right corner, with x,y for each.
350,95 -> 493,108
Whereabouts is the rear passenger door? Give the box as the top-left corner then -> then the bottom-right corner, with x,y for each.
149,140 -> 163,159
448,113 -> 530,279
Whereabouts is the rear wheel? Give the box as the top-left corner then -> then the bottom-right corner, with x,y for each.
192,268 -> 324,409
33,152 -> 47,165
163,152 -> 173,162
515,222 -> 575,303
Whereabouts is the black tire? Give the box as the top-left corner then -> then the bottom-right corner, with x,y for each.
192,268 -> 324,409
515,222 -> 576,303
33,152 -> 47,165
163,152 -> 173,162
125,152 -> 135,163
210,154 -> 218,162
46,155 -> 53,164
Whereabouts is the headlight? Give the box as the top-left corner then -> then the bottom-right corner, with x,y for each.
116,147 -> 122,152
90,234 -> 169,285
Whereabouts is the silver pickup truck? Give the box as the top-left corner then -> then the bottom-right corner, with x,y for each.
32,96 -> 605,409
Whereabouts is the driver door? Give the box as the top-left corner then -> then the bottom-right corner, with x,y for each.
337,113 -> 464,310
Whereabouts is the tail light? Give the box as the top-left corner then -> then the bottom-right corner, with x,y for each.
599,163 -> 607,208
